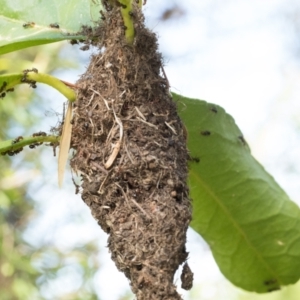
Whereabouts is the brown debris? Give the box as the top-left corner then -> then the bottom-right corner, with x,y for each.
68,6 -> 192,299
181,263 -> 194,290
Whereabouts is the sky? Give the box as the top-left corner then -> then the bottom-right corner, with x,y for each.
15,0 -> 300,299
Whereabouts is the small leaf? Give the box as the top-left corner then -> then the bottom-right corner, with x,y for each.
58,101 -> 73,187
173,92 -> 300,293
0,0 -> 102,55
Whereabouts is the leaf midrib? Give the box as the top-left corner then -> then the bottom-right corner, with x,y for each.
190,168 -> 281,282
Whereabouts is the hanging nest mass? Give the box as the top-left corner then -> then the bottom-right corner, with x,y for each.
69,3 -> 193,299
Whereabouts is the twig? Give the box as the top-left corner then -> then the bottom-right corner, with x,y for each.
98,174 -> 109,194
165,121 -> 177,135
135,106 -> 146,121
104,107 -> 123,169
136,117 -> 158,129
161,64 -> 170,90
84,92 -> 95,107
90,88 -> 111,110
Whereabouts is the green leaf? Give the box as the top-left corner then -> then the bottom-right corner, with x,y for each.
0,0 -> 102,55
173,92 -> 300,293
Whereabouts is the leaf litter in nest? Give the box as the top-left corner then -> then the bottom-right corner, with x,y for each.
66,6 -> 192,299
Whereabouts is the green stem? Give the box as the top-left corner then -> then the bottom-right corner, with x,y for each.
0,72 -> 76,102
119,0 -> 135,45
26,73 -> 76,101
0,135 -> 60,155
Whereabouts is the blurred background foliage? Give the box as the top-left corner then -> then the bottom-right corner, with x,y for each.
1,0 -> 300,299
0,44 -> 102,300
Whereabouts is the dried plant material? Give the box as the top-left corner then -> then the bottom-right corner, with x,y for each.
58,101 -> 72,187
181,262 -> 194,290
64,6 -> 192,300
104,107 -> 123,169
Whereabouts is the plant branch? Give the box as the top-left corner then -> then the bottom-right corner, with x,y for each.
0,71 -> 76,102
119,0 -> 135,45
0,135 -> 60,155
26,72 -> 76,101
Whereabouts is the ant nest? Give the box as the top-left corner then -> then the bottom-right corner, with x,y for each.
69,7 -> 192,300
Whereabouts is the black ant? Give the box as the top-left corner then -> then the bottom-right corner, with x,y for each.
23,22 -> 35,28
80,45 -> 90,51
29,132 -> 47,148
49,23 -> 59,29
32,131 -> 47,137
201,130 -> 211,136
12,136 -> 23,144
100,10 -> 106,20
268,287 -> 280,292
70,39 -> 78,45
264,279 -> 277,286
210,106 -> 218,113
238,135 -> 247,146
21,68 -> 38,88
190,156 -> 200,163
0,81 -> 7,93
2,147 -> 23,156
103,0 -> 112,11
116,1 -> 127,8
49,142 -> 58,156
0,92 -> 6,98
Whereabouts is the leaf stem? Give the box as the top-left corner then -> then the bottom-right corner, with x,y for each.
0,72 -> 77,102
119,0 -> 135,45
0,135 -> 60,155
26,72 -> 76,101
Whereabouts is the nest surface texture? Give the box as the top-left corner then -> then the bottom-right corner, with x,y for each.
70,8 -> 192,300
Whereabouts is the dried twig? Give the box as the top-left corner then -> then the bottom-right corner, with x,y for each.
104,107 -> 123,169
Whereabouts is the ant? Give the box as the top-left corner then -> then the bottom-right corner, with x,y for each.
49,23 -> 59,29
238,135 -> 247,146
100,10 -> 106,20
80,45 -> 90,51
32,131 -> 47,137
2,147 -> 23,156
268,287 -> 280,292
0,81 -> 7,93
23,22 -> 35,28
264,279 -> 277,286
190,156 -> 200,163
21,68 -> 38,88
210,106 -> 218,113
102,0 -> 112,11
12,136 -> 24,144
116,1 -> 127,9
70,39 -> 78,45
29,132 -> 47,148
201,130 -> 211,136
